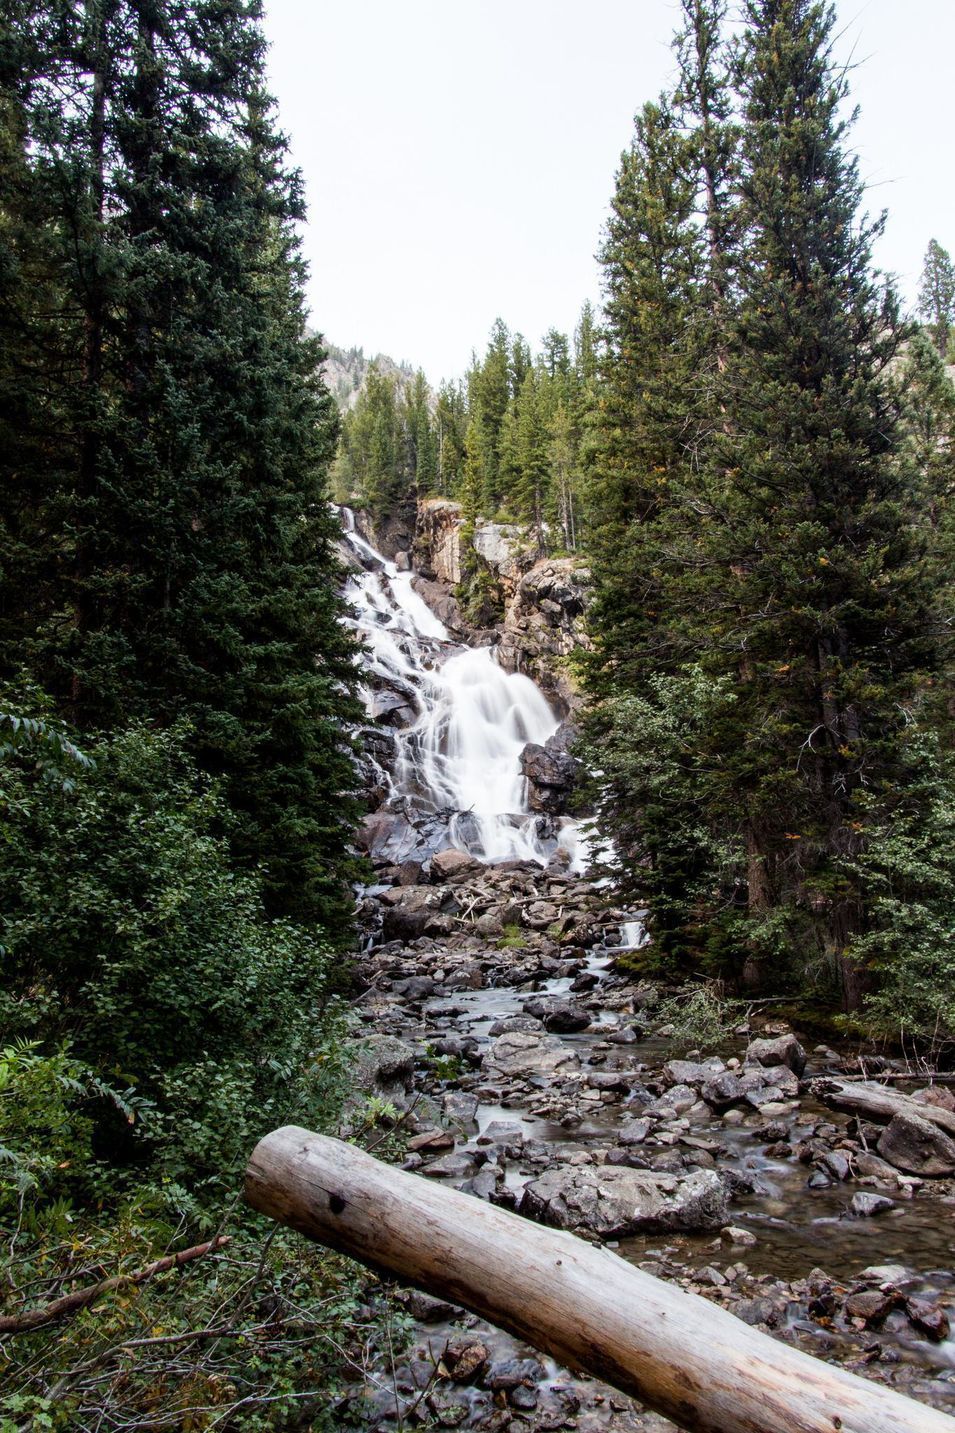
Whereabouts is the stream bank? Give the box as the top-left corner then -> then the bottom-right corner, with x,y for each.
336,508 -> 955,1431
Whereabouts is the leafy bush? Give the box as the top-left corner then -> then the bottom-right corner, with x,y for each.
0,719 -> 350,1203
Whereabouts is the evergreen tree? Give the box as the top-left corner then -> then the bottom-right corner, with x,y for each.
918,238 -> 955,358
1,0 -> 362,936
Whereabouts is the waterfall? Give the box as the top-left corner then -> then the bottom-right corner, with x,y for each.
340,508 -> 582,867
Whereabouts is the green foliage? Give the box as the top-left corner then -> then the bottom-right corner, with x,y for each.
583,0 -> 950,1010
0,718 -> 350,1205
1,0 -> 363,936
844,729 -> 955,1049
918,238 -> 955,358
653,982 -> 741,1054
496,922 -> 527,951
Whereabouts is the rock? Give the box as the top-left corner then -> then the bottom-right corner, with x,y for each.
849,1191 -> 895,1217
647,1084 -> 697,1117
877,1111 -> 955,1177
721,1225 -> 758,1247
905,1296 -> 951,1342
822,1151 -> 852,1182
407,1128 -> 455,1153
482,1031 -> 580,1081
745,1033 -> 807,1077
912,1085 -> 955,1113
486,1358 -> 546,1392
701,1070 -> 767,1110
845,1289 -> 899,1326
351,1034 -> 415,1106
619,1118 -> 651,1146
662,1058 -> 725,1089
431,848 -> 481,882
442,1336 -> 489,1383
441,1091 -> 479,1129
523,997 -> 590,1033
520,735 -> 580,814
488,1014 -> 544,1036
519,1165 -> 727,1237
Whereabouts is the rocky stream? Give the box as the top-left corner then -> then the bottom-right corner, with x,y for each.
335,506 -> 955,1432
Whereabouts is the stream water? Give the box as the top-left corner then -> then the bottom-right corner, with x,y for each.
341,509 -> 955,1425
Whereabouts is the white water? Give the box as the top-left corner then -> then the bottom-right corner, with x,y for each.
340,508 -> 583,867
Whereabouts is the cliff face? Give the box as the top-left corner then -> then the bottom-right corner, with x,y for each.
409,498 -> 591,715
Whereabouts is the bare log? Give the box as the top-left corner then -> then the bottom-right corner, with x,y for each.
245,1126 -> 955,1433
811,1078 -> 955,1135
0,1236 -> 230,1336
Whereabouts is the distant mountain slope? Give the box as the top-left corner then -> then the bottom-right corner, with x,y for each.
321,341 -> 416,411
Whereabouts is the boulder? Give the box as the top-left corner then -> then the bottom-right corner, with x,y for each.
482,1031 -> 580,1081
350,1035 -> 416,1108
849,1192 -> 894,1217
523,996 -> 590,1033
745,1033 -> 807,1077
519,1165 -> 727,1237
701,1069 -> 768,1110
877,1110 -> 955,1177
662,1058 -> 726,1089
430,848 -> 481,882
520,735 -> 580,815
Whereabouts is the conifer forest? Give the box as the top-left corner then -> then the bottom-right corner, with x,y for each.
2,2 -> 955,1430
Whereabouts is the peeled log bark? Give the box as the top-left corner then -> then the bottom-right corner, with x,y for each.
245,1127 -> 955,1433
811,1079 -> 955,1137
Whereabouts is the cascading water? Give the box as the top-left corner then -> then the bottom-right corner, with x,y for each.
339,507 -> 582,867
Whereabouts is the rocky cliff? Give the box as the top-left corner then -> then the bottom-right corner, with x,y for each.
410,497 -> 591,714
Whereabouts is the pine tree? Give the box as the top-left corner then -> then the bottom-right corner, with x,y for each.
2,0 -> 363,937
693,0 -> 940,998
584,96 -> 704,695
918,238 -> 955,358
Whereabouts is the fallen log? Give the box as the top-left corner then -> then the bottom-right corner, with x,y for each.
245,1126 -> 955,1433
811,1078 -> 955,1136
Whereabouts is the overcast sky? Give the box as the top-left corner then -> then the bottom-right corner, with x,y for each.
263,1 -> 955,384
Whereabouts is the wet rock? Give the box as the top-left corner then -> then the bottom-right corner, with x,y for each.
519,1165 -> 727,1237
905,1296 -> 951,1342
482,1030 -> 581,1080
421,1151 -> 483,1180
442,1335 -> 490,1383
845,1289 -> 900,1326
822,1151 -> 852,1182
520,735 -> 579,799
441,1091 -> 479,1129
701,1070 -> 766,1110
488,1014 -> 544,1036
619,1118 -> 651,1146
733,1297 -> 783,1328
523,996 -> 590,1033
646,1084 -> 697,1117
877,1111 -> 955,1177
849,1191 -> 895,1217
745,1033 -> 807,1077
486,1357 -> 546,1392
721,1225 -> 758,1247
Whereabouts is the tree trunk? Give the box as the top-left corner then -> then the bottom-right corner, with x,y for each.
246,1128 -> 955,1433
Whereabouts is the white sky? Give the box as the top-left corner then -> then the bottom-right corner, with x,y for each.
263,1 -> 955,384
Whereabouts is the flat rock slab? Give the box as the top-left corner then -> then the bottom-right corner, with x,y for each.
482,1030 -> 580,1081
519,1164 -> 727,1237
